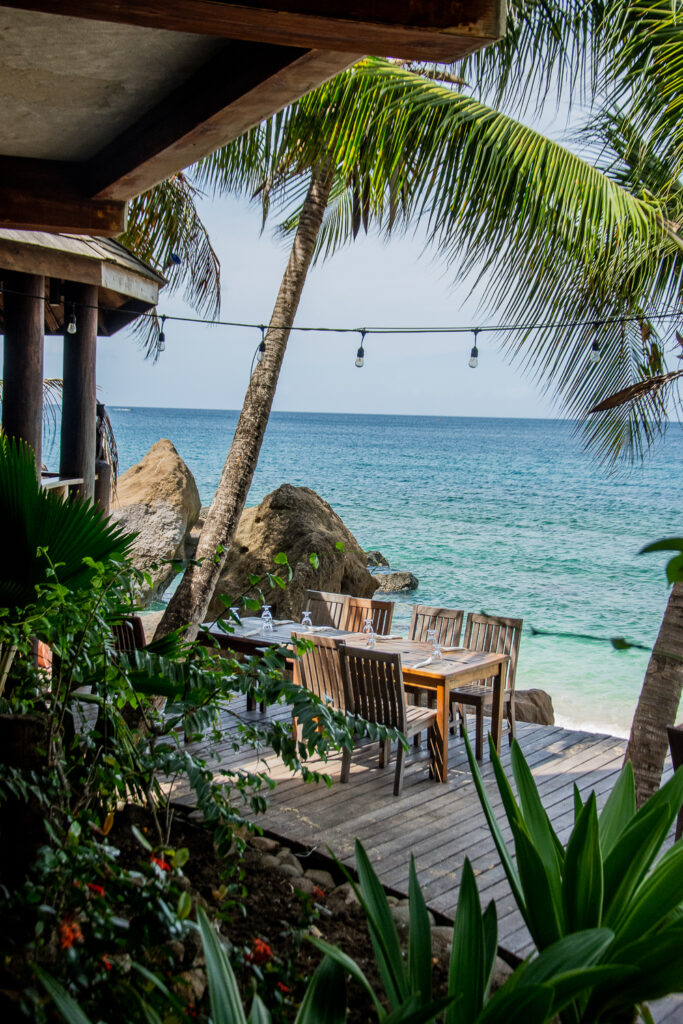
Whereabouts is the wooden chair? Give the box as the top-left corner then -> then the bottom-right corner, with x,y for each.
667,724 -> 683,841
344,596 -> 394,635
449,613 -> 523,761
111,615 -> 147,652
292,633 -> 347,710
305,590 -> 350,629
339,645 -> 437,795
409,605 -> 464,646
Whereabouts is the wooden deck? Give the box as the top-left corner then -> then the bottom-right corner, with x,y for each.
173,696 -> 680,1023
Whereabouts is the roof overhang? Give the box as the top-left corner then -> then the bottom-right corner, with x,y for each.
0,2 -> 506,236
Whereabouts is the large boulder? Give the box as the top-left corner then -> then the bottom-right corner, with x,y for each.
111,439 -> 201,605
514,688 -> 555,726
207,484 -> 377,620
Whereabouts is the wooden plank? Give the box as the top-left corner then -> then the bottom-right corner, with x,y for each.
86,45 -> 360,201
2,1 -> 506,61
0,157 -> 126,236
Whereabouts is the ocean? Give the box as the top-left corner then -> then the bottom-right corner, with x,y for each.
85,407 -> 683,737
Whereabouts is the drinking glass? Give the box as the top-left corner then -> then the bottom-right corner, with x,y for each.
301,610 -> 313,630
426,628 -> 442,661
229,607 -> 241,627
363,616 -> 376,648
261,605 -> 273,635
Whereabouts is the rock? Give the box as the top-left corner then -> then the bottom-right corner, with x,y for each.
278,851 -> 304,874
250,836 -> 279,854
278,862 -> 305,879
260,854 -> 282,871
328,882 -> 359,909
431,925 -> 453,960
174,968 -> 206,1003
375,571 -> 419,593
111,440 -> 201,605
294,876 -> 317,896
207,484 -> 377,620
491,956 -> 514,991
514,689 -> 555,726
391,903 -> 435,931
309,925 -> 323,939
303,868 -> 336,891
366,550 -> 389,567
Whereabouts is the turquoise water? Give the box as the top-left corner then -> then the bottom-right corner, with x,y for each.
92,408 -> 683,736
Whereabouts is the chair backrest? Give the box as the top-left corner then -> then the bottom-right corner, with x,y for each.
409,605 -> 464,646
292,633 -> 347,711
339,645 -> 406,730
112,615 -> 147,653
668,724 -> 683,772
462,613 -> 523,690
344,596 -> 394,635
305,590 -> 350,629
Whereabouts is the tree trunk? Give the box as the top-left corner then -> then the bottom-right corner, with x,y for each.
625,582 -> 683,806
155,165 -> 333,641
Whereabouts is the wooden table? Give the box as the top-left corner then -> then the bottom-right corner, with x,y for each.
206,620 -> 509,783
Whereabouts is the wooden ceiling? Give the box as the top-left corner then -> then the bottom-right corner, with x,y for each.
0,2 -> 505,237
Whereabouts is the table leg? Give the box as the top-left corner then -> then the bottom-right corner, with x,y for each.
427,686 -> 449,783
490,662 -> 504,755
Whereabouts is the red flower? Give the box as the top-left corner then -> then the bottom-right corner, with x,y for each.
58,917 -> 84,950
246,938 -> 272,966
87,883 -> 105,898
184,1004 -> 198,1019
150,855 -> 171,873
277,981 -> 290,994
312,886 -> 326,901
101,954 -> 113,972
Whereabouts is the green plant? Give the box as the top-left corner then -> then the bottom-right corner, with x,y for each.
467,734 -> 683,1022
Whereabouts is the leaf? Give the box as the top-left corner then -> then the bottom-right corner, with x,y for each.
354,838 -> 408,1008
295,956 -> 346,1024
563,793 -> 603,932
598,761 -> 636,858
307,937 -> 384,1017
512,824 -> 564,949
309,553 -> 320,570
510,741 -> 564,913
407,855 -> 432,1004
335,541 -> 345,552
131,825 -> 153,851
610,841 -> 683,948
177,891 -> 192,920
248,995 -> 272,1024
476,983 -> 553,1024
34,967 -> 94,1024
446,858 -> 485,1024
197,905 -> 247,1024
273,552 -> 288,564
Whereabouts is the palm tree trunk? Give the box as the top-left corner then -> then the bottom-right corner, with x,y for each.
155,164 -> 333,641
625,582 -> 683,806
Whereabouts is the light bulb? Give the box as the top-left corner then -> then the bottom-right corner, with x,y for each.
468,345 -> 479,369
157,336 -> 165,352
589,340 -> 601,364
257,340 -> 266,363
66,312 -> 77,335
355,345 -> 365,368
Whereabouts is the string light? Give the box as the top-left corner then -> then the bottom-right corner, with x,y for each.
469,328 -> 480,369
355,329 -> 367,368
66,305 -> 77,335
589,339 -> 601,365
256,325 -> 266,364
157,315 -> 167,352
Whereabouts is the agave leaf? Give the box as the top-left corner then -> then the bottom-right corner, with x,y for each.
573,783 -> 584,823
294,956 -> 346,1024
512,825 -> 564,949
354,837 -> 408,1008
563,793 -> 604,932
482,900 -> 498,997
610,841 -> 683,948
510,741 -> 565,908
446,858 -> 486,1024
476,983 -> 553,1024
197,905 -> 248,1024
408,854 -> 432,1004
383,995 -> 458,1024
307,936 -> 384,1016
247,995 -> 272,1024
33,967 -> 94,1024
590,922 -> 683,1012
518,929 -> 614,989
464,735 -> 526,914
598,760 -> 636,858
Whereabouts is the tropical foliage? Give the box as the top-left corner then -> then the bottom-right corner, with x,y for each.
467,735 -> 683,1021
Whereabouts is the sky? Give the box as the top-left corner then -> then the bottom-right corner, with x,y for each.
41,194 -> 560,419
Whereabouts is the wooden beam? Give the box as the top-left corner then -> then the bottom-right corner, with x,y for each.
0,1 -> 504,60
60,283 -> 98,501
0,158 -> 127,236
2,271 -> 45,472
86,45 -> 359,201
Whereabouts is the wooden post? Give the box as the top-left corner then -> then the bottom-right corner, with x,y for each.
60,283 -> 98,501
2,271 -> 45,473
94,458 -> 111,514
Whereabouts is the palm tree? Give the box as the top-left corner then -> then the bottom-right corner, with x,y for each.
149,3 -> 682,795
